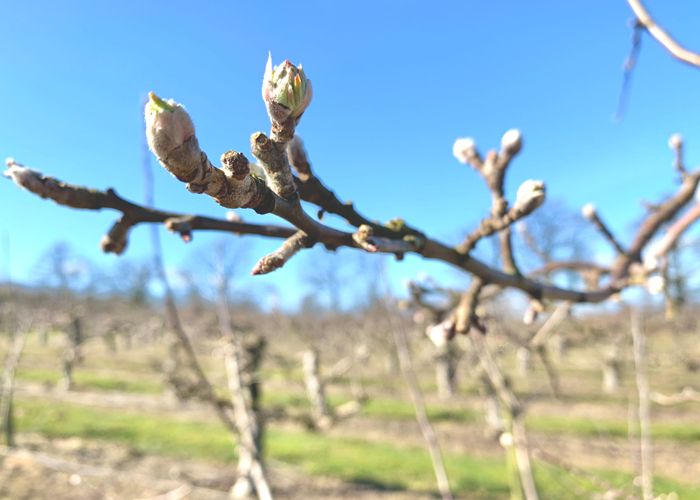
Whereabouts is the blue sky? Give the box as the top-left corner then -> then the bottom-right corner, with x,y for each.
2,1 -> 700,308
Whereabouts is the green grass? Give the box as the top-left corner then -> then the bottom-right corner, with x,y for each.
361,398 -> 479,423
15,365 -> 700,445
16,368 -> 163,394
527,414 -> 700,442
12,397 -> 700,498
15,398 -> 237,461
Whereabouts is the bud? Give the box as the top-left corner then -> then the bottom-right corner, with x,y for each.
145,92 -> 195,159
514,180 -> 546,213
3,161 -> 41,192
581,203 -> 596,221
262,53 -> 312,123
426,321 -> 453,348
643,253 -> 659,272
452,137 -> 476,164
522,306 -> 538,326
668,133 -> 683,150
226,211 -> 242,223
500,128 -> 523,156
499,431 -> 514,448
646,275 -> 665,295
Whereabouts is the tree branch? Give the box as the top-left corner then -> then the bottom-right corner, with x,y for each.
628,0 -> 700,68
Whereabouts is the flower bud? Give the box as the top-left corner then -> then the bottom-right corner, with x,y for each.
426,321 -> 454,348
500,128 -> 522,156
668,133 -> 683,150
145,92 -> 195,160
514,180 -> 546,213
262,53 -> 312,123
226,211 -> 242,222
522,306 -> 538,326
452,137 -> 476,164
646,275 -> 665,295
499,431 -> 514,448
581,203 -> 596,221
3,161 -> 41,192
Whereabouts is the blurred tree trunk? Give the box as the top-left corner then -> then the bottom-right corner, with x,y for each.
1,330 -> 27,447
302,348 -> 332,430
60,314 -> 83,391
435,342 -> 458,400
602,332 -> 624,394
227,333 -> 269,499
516,347 -> 532,377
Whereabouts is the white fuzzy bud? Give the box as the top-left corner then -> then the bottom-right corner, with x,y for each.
581,203 -> 597,221
145,92 -> 195,159
426,322 -> 450,348
500,128 -> 522,156
226,211 -> 242,223
3,162 -> 42,192
646,275 -> 665,295
523,306 -> 538,326
452,137 -> 476,164
499,432 -> 514,448
668,133 -> 683,150
514,180 -> 546,213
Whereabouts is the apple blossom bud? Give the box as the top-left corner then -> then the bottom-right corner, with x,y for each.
262,53 -> 312,124
514,180 -> 546,213
499,431 -> 514,448
523,306 -> 538,326
145,92 -> 195,160
3,161 -> 41,191
500,128 -> 522,156
226,211 -> 242,222
426,321 -> 454,348
646,275 -> 665,295
581,203 -> 596,221
668,133 -> 683,150
452,137 -> 477,164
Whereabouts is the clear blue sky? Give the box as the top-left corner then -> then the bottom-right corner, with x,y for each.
2,1 -> 700,308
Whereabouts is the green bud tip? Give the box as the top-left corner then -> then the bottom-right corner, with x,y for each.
148,91 -> 175,113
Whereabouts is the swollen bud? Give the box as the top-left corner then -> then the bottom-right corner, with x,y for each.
646,275 -> 665,295
262,53 -> 312,123
452,137 -> 477,164
668,133 -> 683,150
581,203 -> 597,221
145,92 -> 195,160
426,321 -> 455,348
514,180 -> 546,213
500,129 -> 523,156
